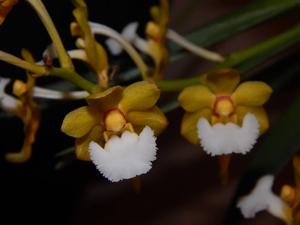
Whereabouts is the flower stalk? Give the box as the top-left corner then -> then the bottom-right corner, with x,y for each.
26,0 -> 74,70
0,50 -> 47,74
48,67 -> 97,93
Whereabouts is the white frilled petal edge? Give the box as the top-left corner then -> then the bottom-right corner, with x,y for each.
88,126 -> 157,182
197,113 -> 260,156
237,175 -> 289,221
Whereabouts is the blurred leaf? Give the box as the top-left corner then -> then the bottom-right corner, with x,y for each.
218,23 -> 300,72
249,97 -> 300,174
172,0 -> 300,51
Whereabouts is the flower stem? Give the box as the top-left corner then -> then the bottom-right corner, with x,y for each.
26,0 -> 74,70
155,76 -> 203,91
0,50 -> 47,74
48,68 -> 97,93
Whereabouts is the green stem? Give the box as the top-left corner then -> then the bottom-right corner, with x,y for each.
26,0 -> 74,70
49,68 -> 97,93
155,76 -> 203,91
0,50 -> 47,74
156,22 -> 300,92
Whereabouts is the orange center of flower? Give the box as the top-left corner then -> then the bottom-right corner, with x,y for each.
213,96 -> 235,117
104,109 -> 127,132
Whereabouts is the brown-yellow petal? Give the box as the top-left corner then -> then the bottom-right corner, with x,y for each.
86,86 -> 123,111
6,103 -> 40,163
75,125 -> 103,161
0,0 -> 17,25
119,81 -> 160,112
181,108 -> 211,144
231,81 -> 272,107
178,85 -> 215,112
61,106 -> 99,138
204,68 -> 240,95
127,106 -> 168,136
236,106 -> 269,134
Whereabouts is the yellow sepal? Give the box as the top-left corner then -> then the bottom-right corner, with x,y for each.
119,81 -> 160,112
236,106 -> 269,134
204,68 -> 240,95
127,106 -> 168,136
61,106 -> 99,138
87,86 -> 123,111
178,85 -> 215,112
232,81 -> 272,106
181,108 -> 211,144
75,125 -> 103,161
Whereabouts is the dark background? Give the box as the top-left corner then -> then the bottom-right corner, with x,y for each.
0,1 -> 299,225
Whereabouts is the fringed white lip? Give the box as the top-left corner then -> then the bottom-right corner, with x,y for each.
237,175 -> 289,222
197,113 -> 260,156
88,126 -> 157,182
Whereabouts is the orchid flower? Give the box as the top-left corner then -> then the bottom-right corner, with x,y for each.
237,175 -> 292,224
178,68 -> 272,156
61,81 -> 168,182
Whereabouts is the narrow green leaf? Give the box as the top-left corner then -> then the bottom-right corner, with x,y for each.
249,97 -> 300,174
218,23 -> 300,71
172,0 -> 300,51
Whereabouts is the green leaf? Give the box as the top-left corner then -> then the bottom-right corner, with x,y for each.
249,97 -> 300,174
218,23 -> 300,72
172,0 -> 300,51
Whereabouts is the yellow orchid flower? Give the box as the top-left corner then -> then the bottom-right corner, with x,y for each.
61,81 -> 168,182
4,50 -> 40,163
0,0 -> 17,25
178,68 -> 272,155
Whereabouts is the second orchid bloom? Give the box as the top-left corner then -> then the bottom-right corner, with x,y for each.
61,81 -> 168,182
178,68 -> 272,156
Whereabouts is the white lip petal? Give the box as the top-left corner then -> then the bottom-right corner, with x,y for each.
197,113 -> 260,156
88,126 -> 157,182
237,175 -> 288,221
